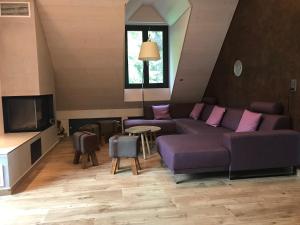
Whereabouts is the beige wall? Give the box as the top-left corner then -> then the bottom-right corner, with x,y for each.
0,0 -> 40,96
0,0 -> 55,96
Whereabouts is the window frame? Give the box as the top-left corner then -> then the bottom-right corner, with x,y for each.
125,25 -> 169,89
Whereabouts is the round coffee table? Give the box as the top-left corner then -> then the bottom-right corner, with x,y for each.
125,126 -> 161,159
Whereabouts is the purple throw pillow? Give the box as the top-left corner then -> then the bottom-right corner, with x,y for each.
152,105 -> 171,120
190,103 -> 204,120
236,110 -> 262,132
206,106 -> 226,127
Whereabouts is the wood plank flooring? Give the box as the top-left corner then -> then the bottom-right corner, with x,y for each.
0,138 -> 300,225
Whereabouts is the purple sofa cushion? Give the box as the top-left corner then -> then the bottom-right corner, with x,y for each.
157,134 -> 230,172
236,110 -> 262,132
170,103 -> 195,118
206,106 -> 226,127
258,114 -> 291,131
190,103 -> 204,120
249,102 -> 283,114
152,105 -> 171,120
200,104 -> 215,121
174,119 -> 231,135
221,108 -> 244,131
124,119 -> 177,135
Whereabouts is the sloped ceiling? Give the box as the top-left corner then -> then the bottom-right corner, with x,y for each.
171,0 -> 239,102
36,0 -> 138,110
35,0 -> 238,110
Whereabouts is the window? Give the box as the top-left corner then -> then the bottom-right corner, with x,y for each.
125,25 -> 169,88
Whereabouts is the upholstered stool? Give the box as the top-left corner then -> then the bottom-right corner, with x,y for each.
109,135 -> 141,175
78,124 -> 100,146
73,131 -> 99,169
97,120 -> 121,145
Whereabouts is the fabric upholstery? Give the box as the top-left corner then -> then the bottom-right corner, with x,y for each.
152,105 -> 171,120
223,130 -> 300,171
236,110 -> 262,132
109,135 -> 139,158
144,105 -> 155,119
174,119 -> 231,135
258,114 -> 291,131
200,104 -> 215,121
221,108 -> 244,131
249,102 -> 284,114
190,103 -> 204,120
170,103 -> 195,118
157,134 -> 230,172
73,131 -> 99,154
202,97 -> 217,105
206,106 -> 226,127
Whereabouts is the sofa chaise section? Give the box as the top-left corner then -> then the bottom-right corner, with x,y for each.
157,134 -> 230,174
223,130 -> 300,172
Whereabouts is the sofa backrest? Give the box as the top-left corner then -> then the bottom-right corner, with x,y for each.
258,114 -> 291,131
144,103 -> 195,119
221,108 -> 244,131
200,104 -> 214,121
144,105 -> 154,119
249,101 -> 284,114
170,103 -> 195,118
248,101 -> 290,130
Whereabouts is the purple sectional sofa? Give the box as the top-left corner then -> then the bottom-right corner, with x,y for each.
124,100 -> 300,181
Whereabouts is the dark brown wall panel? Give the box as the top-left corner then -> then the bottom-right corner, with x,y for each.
205,0 -> 300,130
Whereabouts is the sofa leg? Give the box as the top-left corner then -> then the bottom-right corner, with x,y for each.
292,166 -> 297,175
228,169 -> 237,180
174,174 -> 183,184
160,159 -> 166,167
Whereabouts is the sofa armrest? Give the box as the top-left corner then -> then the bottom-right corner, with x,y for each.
223,130 -> 300,171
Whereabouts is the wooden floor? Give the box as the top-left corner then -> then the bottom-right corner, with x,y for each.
1,138 -> 300,225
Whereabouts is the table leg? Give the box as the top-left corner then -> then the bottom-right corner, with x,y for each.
149,132 -> 154,148
144,132 -> 151,155
141,134 -> 146,160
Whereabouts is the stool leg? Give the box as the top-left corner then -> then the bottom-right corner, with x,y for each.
111,158 -> 118,174
131,158 -> 138,175
135,157 -> 141,170
73,151 -> 81,164
90,152 -> 99,166
81,153 -> 88,169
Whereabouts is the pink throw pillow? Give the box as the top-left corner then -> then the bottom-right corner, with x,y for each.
190,103 -> 204,120
236,110 -> 262,132
206,106 -> 226,127
152,105 -> 171,120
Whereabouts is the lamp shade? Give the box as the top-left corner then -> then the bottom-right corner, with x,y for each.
138,41 -> 160,61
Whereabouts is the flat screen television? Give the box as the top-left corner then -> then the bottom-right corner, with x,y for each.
2,95 -> 55,133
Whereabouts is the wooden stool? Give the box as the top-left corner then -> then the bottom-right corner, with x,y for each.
109,135 -> 141,175
72,132 -> 99,169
